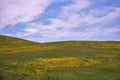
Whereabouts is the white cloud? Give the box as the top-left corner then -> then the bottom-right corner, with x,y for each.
100,8 -> 120,23
61,0 -> 90,13
0,0 -> 53,29
16,0 -> 120,42
78,25 -> 120,39
17,0 -> 91,39
101,25 -> 120,35
84,8 -> 120,24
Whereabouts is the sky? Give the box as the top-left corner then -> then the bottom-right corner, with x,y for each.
0,0 -> 120,42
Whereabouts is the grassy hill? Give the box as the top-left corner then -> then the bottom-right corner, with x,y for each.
0,35 -> 120,80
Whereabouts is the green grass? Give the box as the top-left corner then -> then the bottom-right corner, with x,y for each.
0,35 -> 120,80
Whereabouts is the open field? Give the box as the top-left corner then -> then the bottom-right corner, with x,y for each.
0,35 -> 120,80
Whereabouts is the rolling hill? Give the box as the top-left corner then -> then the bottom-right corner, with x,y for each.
0,35 -> 120,80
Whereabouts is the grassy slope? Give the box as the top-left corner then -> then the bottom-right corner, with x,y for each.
0,35 -> 120,80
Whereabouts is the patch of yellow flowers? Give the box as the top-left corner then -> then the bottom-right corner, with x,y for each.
1,57 -> 102,79
4,57 -> 101,72
0,45 -> 58,54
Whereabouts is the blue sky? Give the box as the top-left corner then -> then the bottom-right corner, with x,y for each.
0,0 -> 120,42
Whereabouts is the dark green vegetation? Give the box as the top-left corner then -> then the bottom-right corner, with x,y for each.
0,35 -> 120,80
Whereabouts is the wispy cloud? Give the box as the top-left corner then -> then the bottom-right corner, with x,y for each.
17,0 -> 91,38
0,0 -> 53,29
1,0 -> 120,42
85,8 -> 120,24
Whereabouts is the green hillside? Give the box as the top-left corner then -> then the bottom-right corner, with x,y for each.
0,35 -> 120,80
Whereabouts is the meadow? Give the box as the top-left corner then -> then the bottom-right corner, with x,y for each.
0,35 -> 120,80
